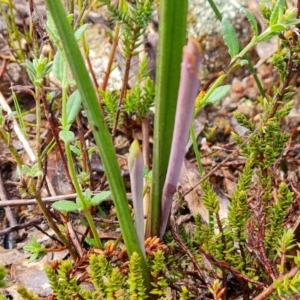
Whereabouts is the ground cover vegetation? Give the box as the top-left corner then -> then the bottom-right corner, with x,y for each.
1,0 -> 300,299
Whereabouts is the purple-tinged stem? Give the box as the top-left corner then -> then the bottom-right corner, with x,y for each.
160,37 -> 202,237
128,139 -> 145,256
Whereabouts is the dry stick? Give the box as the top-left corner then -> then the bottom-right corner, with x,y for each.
0,217 -> 43,236
0,59 -> 7,79
41,94 -> 75,192
111,27 -> 140,139
0,193 -> 79,207
76,116 -> 94,190
255,191 -> 278,280
0,192 -> 132,207
101,23 -> 120,93
27,178 -> 77,260
170,210 -> 211,286
0,91 -> 56,196
60,213 -> 84,258
28,0 -> 39,54
85,47 -> 100,91
198,246 -> 265,288
0,172 -> 18,229
0,93 -> 76,258
253,267 -> 300,300
181,128 -> 258,199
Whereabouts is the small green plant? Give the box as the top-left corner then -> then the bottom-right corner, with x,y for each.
0,265 -> 6,288
17,286 -> 38,300
37,248 -> 170,300
23,237 -> 46,262
178,2 -> 300,298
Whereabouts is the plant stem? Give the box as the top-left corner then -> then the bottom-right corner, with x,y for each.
35,88 -> 43,190
160,37 -> 202,237
44,0 -> 150,289
195,73 -> 226,114
190,124 -> 204,174
146,0 -> 188,238
65,142 -> 102,249
28,179 -> 77,260
207,0 -> 265,97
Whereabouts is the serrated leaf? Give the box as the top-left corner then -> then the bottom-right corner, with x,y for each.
59,130 -> 75,143
52,200 -> 79,212
221,18 -> 239,58
67,90 -> 82,125
41,62 -> 53,78
46,11 -> 57,36
22,61 -> 36,83
270,0 -> 285,26
205,85 -> 231,106
74,23 -> 89,41
53,51 -> 64,82
46,11 -> 59,44
257,32 -> 278,42
283,18 -> 300,27
244,9 -> 258,36
91,191 -> 112,206
270,24 -> 286,32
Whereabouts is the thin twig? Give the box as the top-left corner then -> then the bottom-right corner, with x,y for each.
101,23 -> 120,92
76,116 -> 94,190
170,208 -> 211,286
253,267 -> 300,300
0,192 -> 132,207
41,93 -> 75,192
0,217 -> 43,236
0,172 -> 18,227
0,91 -> 56,195
182,130 -> 257,198
198,247 -> 265,288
